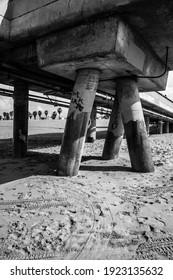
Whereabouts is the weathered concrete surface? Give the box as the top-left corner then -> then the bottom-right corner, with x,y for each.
117,78 -> 154,173
140,91 -> 173,118
58,69 -> 100,177
1,0 -> 173,107
13,80 -> 28,158
1,0 -> 172,70
1,0 -> 172,95
37,16 -> 167,92
8,0 -> 144,41
118,0 -> 173,69
3,0 -> 173,68
102,94 -> 124,160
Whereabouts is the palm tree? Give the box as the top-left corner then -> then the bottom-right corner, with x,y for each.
28,112 -> 32,119
6,113 -> 10,120
44,110 -> 48,119
38,110 -> 42,119
51,111 -> 57,120
9,111 -> 13,120
57,107 -> 62,119
33,111 -> 37,120
3,112 -> 7,120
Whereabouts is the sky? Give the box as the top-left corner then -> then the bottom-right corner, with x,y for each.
1,71 -> 173,117
160,71 -> 173,99
0,86 -> 69,118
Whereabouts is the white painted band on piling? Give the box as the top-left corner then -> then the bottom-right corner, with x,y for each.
121,101 -> 144,123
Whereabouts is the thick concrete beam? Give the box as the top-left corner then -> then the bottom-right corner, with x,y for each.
13,80 -> 28,158
8,0 -> 173,73
57,68 -> 100,177
117,77 -> 154,173
37,16 -> 168,92
102,94 -> 124,160
2,0 -> 173,74
9,0 -> 144,41
140,91 -> 173,118
86,105 -> 97,143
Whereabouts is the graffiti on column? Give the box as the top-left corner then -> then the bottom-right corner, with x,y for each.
86,74 -> 98,91
18,129 -> 26,143
112,116 -> 119,129
71,90 -> 84,112
68,71 -> 99,120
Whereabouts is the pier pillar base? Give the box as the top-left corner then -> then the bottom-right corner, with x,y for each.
117,78 -> 154,173
57,69 -> 100,177
13,80 -> 29,158
102,94 -> 124,160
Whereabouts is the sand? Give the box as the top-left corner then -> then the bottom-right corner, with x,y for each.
0,119 -> 173,260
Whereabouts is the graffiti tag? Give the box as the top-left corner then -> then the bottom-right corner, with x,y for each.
71,91 -> 84,112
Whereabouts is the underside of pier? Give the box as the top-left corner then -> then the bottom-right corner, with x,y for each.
1,0 -> 173,175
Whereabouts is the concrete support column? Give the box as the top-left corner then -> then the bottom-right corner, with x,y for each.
57,68 -> 100,177
145,116 -> 150,135
169,123 -> 173,133
86,104 -> 97,143
116,78 -> 154,173
165,121 -> 170,133
13,80 -> 29,158
102,94 -> 124,160
163,121 -> 169,133
158,120 -> 164,134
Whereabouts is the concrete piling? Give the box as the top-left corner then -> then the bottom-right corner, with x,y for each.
158,120 -> 164,134
116,78 -> 154,173
13,80 -> 29,158
165,121 -> 169,133
145,116 -> 150,135
102,94 -> 124,160
169,123 -> 173,133
57,68 -> 100,177
86,104 -> 97,143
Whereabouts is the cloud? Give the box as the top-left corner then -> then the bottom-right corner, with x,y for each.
36,105 -> 44,112
167,71 -> 173,88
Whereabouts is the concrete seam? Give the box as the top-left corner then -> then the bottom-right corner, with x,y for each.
9,0 -> 60,21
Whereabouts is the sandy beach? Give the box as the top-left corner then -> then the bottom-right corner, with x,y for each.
0,119 -> 173,260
